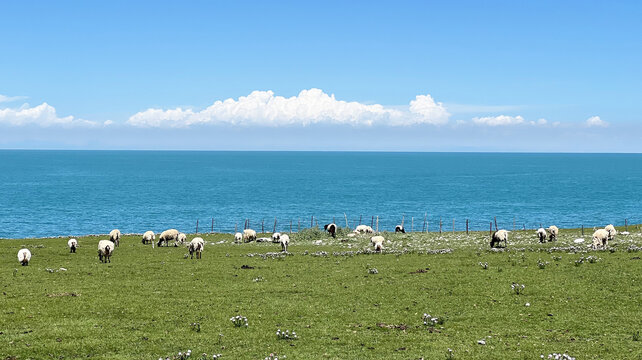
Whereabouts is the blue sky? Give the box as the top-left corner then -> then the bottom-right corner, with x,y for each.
1,1 -> 641,151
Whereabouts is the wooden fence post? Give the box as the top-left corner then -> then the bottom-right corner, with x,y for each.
439,217 -> 442,234
494,217 -> 498,231
466,219 -> 469,234
490,221 -> 492,236
359,214 -> 362,225
411,217 -> 414,233
235,223 -> 237,233
581,225 -> 584,236
195,219 -> 199,234
625,218 -> 628,231
273,217 -> 277,233
422,212 -> 427,232
311,215 -> 314,228
261,218 -> 264,233
211,218 -> 214,233
376,216 -> 379,232
344,213 -> 348,228
452,218 -> 455,233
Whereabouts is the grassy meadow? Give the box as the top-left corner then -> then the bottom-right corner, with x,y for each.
1,226 -> 641,359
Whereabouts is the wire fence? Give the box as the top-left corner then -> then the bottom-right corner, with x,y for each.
189,214 -> 641,235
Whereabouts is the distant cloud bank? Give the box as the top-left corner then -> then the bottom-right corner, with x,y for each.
127,89 -> 450,128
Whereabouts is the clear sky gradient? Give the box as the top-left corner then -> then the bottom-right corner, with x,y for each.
1,1 -> 641,151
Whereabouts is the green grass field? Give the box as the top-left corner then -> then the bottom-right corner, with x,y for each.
1,226 -> 641,359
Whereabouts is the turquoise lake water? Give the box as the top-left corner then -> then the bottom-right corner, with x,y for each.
1,150 -> 640,238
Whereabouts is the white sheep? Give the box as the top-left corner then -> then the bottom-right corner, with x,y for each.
605,224 -> 617,240
536,228 -> 547,243
142,231 -> 155,245
234,232 -> 243,243
324,223 -> 337,237
272,232 -> 281,243
280,234 -> 290,252
243,229 -> 257,242
354,225 -> 374,234
490,230 -> 508,248
395,225 -> 405,233
109,229 -> 121,247
371,235 -> 385,252
158,229 -> 179,247
176,232 -> 187,246
68,238 -> 78,253
98,240 -> 115,263
188,237 -> 204,259
547,225 -> 559,242
592,229 -> 609,249
17,248 -> 31,266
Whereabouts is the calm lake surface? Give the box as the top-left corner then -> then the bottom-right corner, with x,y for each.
1,150 -> 640,238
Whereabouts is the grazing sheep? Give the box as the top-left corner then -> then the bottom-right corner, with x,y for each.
547,225 -> 559,242
395,225 -> 405,233
17,248 -> 31,266
536,228 -> 547,243
68,238 -> 78,253
280,234 -> 290,252
234,232 -> 242,243
188,237 -> 204,259
605,224 -> 617,240
176,232 -> 187,247
371,235 -> 385,252
98,240 -> 115,263
592,229 -> 609,249
324,223 -> 337,237
109,229 -> 121,247
272,232 -> 281,243
243,229 -> 257,242
158,229 -> 179,247
490,230 -> 508,248
142,231 -> 155,245
354,225 -> 374,234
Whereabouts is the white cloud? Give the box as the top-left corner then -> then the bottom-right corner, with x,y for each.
472,115 -> 525,126
0,102 -> 99,127
529,118 -> 547,126
0,94 -> 27,103
127,88 -> 450,128
585,115 -> 608,127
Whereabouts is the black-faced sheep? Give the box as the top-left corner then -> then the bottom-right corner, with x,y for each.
272,232 -> 281,243
234,232 -> 242,243
98,240 -> 114,263
158,229 -> 179,247
280,234 -> 290,252
68,238 -> 78,253
490,230 -> 508,248
592,229 -> 609,249
395,225 -> 405,233
188,237 -> 204,259
371,235 -> 385,252
324,223 -> 337,237
142,231 -> 155,245
605,224 -> 617,240
17,248 -> 31,266
536,228 -> 547,243
243,229 -> 257,242
355,225 -> 374,234
109,229 -> 121,247
547,225 -> 559,242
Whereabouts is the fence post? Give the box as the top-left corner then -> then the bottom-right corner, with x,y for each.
452,219 -> 455,233
466,219 -> 469,234
422,212 -> 427,232
235,223 -> 237,233
490,221 -> 492,236
581,224 -> 584,236
211,218 -> 214,233
311,215 -> 314,228
411,217 -> 414,233
344,213 -> 348,228
625,218 -> 628,231
290,220 -> 292,233
376,216 -> 379,232
439,217 -> 442,234
261,219 -> 264,233
494,217 -> 498,231
359,215 -> 362,225
273,217 -> 277,233
195,219 -> 199,234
